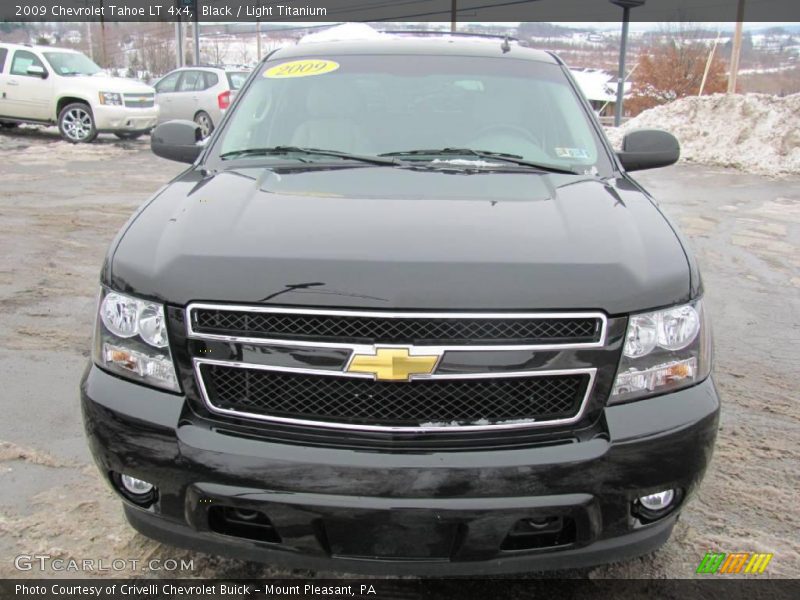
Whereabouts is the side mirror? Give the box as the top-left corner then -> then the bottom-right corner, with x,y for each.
150,120 -> 203,163
617,129 -> 680,172
27,65 -> 47,78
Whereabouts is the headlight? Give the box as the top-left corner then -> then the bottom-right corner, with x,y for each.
610,299 -> 711,404
94,289 -> 179,391
99,91 -> 123,106
138,303 -> 169,348
623,313 -> 658,358
657,305 -> 700,350
100,292 -> 140,338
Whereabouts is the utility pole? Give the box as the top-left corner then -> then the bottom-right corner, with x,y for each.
81,1 -> 94,60
699,30 -> 721,96
256,21 -> 262,62
193,17 -> 200,65
614,9 -> 630,127
451,0 -> 457,33
727,0 -> 746,94
175,0 -> 198,65
175,21 -> 184,68
99,0 -> 108,67
610,1 -> 645,127
86,21 -> 94,61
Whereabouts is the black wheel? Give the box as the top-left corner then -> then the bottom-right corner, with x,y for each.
58,102 -> 98,143
114,132 -> 145,140
194,111 -> 214,139
0,121 -> 19,129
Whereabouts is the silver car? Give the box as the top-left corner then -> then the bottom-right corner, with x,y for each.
154,66 -> 249,138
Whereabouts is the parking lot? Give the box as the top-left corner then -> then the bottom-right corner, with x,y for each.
0,127 -> 798,580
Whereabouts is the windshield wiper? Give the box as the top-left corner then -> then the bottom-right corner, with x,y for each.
379,148 -> 579,175
219,146 -> 400,166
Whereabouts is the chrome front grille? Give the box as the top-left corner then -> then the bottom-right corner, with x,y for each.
189,305 -> 605,348
187,304 -> 606,432
198,363 -> 592,431
123,93 -> 155,108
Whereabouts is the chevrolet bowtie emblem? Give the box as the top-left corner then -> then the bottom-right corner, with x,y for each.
347,348 -> 439,381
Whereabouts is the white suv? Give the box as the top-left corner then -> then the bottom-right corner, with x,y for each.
0,43 -> 158,143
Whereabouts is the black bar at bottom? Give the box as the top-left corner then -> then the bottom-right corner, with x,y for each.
1,579 -> 799,600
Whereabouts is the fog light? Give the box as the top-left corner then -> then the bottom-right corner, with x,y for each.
639,489 -> 675,511
120,474 -> 154,495
231,508 -> 261,521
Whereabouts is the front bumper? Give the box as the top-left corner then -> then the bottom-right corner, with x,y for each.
81,365 -> 719,575
93,104 -> 159,132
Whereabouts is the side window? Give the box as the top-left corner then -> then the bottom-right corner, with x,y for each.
177,70 -> 202,92
10,50 -> 45,77
155,72 -> 180,93
0,48 -> 8,73
226,72 -> 248,90
203,71 -> 219,89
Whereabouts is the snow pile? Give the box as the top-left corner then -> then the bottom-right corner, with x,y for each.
300,23 -> 387,44
605,93 -> 800,177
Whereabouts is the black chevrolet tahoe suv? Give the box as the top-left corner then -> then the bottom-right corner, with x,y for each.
81,35 -> 719,575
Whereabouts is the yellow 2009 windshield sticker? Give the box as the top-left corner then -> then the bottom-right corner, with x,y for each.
264,59 -> 340,79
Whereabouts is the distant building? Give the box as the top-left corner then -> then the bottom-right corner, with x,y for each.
65,30 -> 82,44
31,32 -> 57,45
570,68 -> 631,118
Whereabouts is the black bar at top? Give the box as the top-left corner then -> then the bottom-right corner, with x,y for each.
3,0 -> 800,23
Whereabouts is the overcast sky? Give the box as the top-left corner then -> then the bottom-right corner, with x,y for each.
283,21 -> 799,32
560,21 -> 799,31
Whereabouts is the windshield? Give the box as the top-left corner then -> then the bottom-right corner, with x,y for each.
212,54 -> 612,176
44,51 -> 102,76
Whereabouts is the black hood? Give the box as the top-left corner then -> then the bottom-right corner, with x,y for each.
108,166 -> 691,314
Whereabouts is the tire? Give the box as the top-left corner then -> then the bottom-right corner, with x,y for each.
58,102 -> 98,143
194,111 -> 214,139
0,121 -> 19,129
114,132 -> 145,140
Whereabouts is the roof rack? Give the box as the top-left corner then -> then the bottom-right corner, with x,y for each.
380,30 -> 519,42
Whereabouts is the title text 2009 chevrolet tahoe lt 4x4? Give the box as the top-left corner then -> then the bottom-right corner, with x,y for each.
81,35 -> 719,575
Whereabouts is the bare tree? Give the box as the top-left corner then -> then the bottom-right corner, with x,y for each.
132,24 -> 176,79
203,37 -> 229,66
237,37 -> 251,66
628,24 -> 728,115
